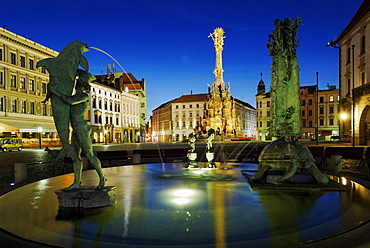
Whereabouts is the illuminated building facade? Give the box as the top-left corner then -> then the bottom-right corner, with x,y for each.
256,78 -> 339,141
150,28 -> 256,142
0,27 -> 60,147
90,80 -> 140,143
334,0 -> 370,145
94,70 -> 146,142
255,76 -> 271,141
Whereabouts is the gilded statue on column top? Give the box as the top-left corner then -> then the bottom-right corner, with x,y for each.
208,27 -> 226,51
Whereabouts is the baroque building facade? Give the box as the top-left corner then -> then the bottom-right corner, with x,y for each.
151,99 -> 175,142
0,27 -> 144,146
333,0 -> 370,145
255,76 -> 271,141
89,81 -> 140,144
150,93 -> 256,142
94,70 -> 146,142
0,27 -> 60,147
317,86 -> 340,141
300,85 -> 317,140
150,28 -> 256,142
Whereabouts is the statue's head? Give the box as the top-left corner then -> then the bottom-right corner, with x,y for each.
61,40 -> 89,55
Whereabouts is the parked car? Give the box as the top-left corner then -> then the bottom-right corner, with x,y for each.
0,138 -> 23,152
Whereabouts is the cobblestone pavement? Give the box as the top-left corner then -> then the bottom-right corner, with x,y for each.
0,147 -> 68,190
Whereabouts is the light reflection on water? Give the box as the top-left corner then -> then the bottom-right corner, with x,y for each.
1,163 -> 370,248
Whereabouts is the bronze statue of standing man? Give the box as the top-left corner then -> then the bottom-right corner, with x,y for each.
37,41 -> 106,190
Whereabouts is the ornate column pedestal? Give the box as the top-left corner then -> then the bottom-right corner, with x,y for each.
206,152 -> 216,168
186,152 -> 198,168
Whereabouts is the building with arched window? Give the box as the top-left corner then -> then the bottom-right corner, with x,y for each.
90,81 -> 140,143
333,0 -> 370,145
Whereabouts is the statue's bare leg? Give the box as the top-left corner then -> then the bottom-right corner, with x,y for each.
87,155 -> 106,189
73,124 -> 106,189
63,143 -> 82,190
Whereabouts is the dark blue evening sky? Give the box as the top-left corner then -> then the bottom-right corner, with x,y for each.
1,0 -> 363,117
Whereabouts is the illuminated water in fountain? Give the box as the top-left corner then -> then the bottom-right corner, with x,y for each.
1,162 -> 370,247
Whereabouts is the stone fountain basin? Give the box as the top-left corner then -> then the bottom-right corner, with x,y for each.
1,162 -> 370,248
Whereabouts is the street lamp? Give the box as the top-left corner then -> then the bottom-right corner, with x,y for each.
340,113 -> 348,120
37,127 -> 42,149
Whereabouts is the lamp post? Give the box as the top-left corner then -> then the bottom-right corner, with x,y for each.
37,127 -> 42,149
326,40 -> 341,141
315,72 -> 319,145
351,45 -> 355,147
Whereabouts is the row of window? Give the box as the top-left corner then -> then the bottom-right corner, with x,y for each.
92,98 -> 121,112
92,113 -> 139,127
93,114 -> 119,126
257,95 -> 338,109
256,111 -> 270,118
0,48 -> 43,71
257,101 -> 270,108
91,97 -> 140,114
0,71 -> 46,92
257,118 -> 337,128
174,111 -> 201,118
257,107 -> 337,118
0,97 -> 50,116
346,34 -> 366,64
173,121 -> 197,129
92,87 -> 121,99
175,104 -> 202,109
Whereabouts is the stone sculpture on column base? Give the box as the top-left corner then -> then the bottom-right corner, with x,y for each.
206,129 -> 216,168
186,133 -> 198,168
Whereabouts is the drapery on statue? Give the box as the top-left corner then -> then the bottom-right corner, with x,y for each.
206,129 -> 215,152
188,133 -> 196,153
37,41 -> 106,190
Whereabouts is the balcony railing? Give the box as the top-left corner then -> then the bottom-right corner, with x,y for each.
354,83 -> 370,100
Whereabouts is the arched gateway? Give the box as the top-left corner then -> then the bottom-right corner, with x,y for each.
359,105 -> 370,145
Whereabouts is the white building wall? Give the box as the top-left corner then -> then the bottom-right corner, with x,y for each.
90,82 -> 140,143
171,101 -> 204,141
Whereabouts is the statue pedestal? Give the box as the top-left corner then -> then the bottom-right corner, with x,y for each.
55,186 -> 116,208
187,152 -> 198,168
252,137 -> 329,185
206,152 -> 216,168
